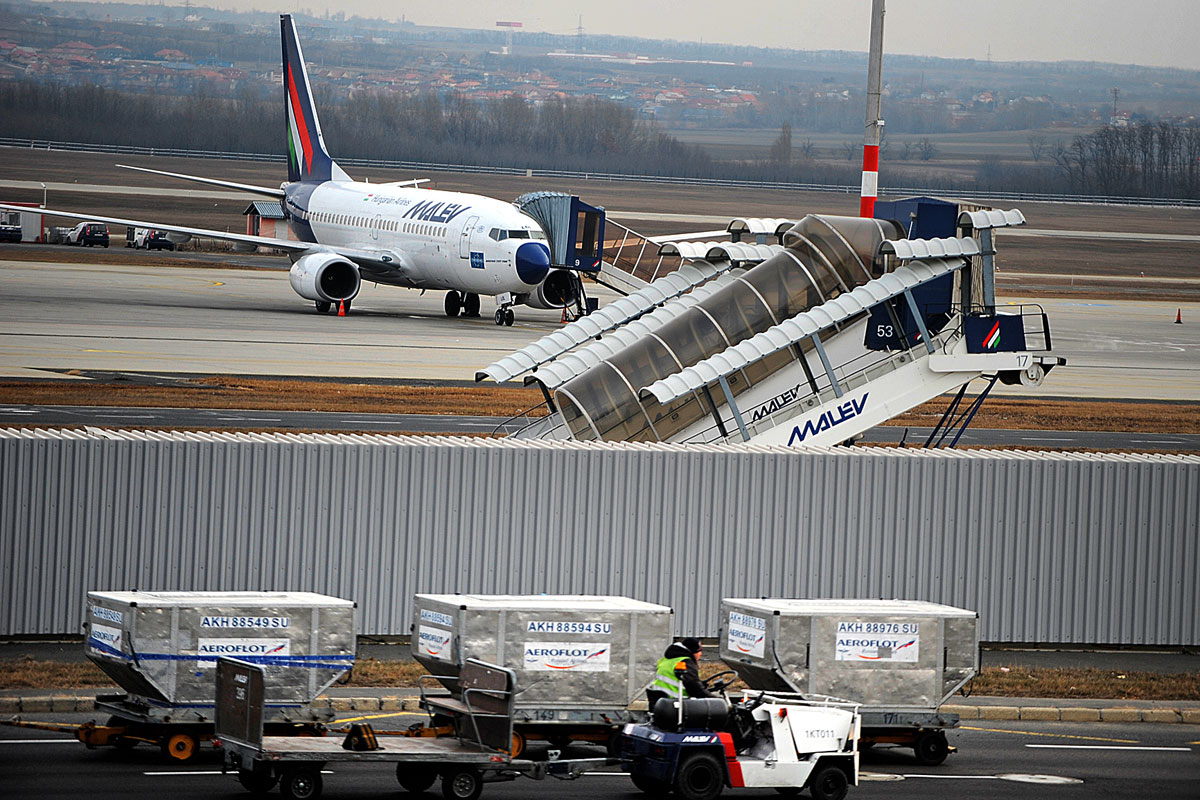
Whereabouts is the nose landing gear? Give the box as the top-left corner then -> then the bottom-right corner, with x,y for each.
494,307 -> 515,327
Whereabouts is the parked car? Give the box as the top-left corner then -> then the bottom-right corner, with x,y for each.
133,228 -> 175,251
67,222 -> 109,247
0,210 -> 22,243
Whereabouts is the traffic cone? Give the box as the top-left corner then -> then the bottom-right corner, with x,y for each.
338,299 -> 345,317
1175,308 -> 1182,324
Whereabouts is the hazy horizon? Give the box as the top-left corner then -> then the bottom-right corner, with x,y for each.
45,0 -> 1200,71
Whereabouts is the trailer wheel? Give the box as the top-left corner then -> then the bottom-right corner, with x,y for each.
441,767 -> 482,800
807,765 -> 848,800
510,730 -> 526,758
238,767 -> 279,795
396,763 -> 437,793
913,730 -> 949,766
674,752 -> 724,800
160,732 -> 198,761
280,767 -> 323,800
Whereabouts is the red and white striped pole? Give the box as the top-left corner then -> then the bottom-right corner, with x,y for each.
860,0 -> 886,218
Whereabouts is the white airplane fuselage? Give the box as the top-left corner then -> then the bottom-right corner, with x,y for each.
284,181 -> 551,295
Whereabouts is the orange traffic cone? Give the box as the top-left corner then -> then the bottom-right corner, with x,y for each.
1175,308 -> 1182,324
338,299 -> 345,317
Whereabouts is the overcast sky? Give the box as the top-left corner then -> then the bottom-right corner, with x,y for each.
190,0 -> 1200,70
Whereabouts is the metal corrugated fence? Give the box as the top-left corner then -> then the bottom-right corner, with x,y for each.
2,429 -> 1197,644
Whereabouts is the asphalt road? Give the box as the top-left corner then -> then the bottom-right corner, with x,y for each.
1,404 -> 1197,452
1,713 -> 1197,799
1,258 -> 1198,401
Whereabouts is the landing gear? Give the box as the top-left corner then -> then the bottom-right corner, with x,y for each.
444,290 -> 462,317
493,307 -> 514,327
463,292 -> 481,318
315,300 -> 331,314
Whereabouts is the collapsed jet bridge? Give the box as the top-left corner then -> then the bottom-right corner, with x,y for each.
477,207 -> 1064,448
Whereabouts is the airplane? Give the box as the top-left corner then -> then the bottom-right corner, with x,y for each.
0,14 -> 581,326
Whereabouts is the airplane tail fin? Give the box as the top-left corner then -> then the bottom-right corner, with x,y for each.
281,14 -> 350,184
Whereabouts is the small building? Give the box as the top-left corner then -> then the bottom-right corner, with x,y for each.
243,201 -> 289,240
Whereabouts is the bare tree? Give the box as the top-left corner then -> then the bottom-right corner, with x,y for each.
917,137 -> 937,161
1027,134 -> 1047,162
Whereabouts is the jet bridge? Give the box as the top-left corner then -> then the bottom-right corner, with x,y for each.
479,209 -> 1064,448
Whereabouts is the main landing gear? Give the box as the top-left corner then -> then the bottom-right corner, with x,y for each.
444,290 -> 481,318
315,299 -> 351,315
494,306 -> 515,327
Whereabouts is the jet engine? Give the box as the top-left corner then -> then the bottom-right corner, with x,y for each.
525,268 -> 579,310
288,252 -> 360,303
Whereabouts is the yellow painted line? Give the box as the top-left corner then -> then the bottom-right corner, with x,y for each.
961,726 -> 1137,744
335,711 -> 425,724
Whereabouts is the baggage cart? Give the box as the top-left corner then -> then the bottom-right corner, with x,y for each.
81,591 -> 356,760
718,598 -> 978,765
411,594 -> 671,753
215,657 -> 612,800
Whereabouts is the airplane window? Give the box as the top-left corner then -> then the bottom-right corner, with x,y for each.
507,230 -> 530,239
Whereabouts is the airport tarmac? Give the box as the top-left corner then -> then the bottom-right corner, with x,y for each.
0,258 -> 1197,400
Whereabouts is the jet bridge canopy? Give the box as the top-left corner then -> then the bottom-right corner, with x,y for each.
555,214 -> 903,443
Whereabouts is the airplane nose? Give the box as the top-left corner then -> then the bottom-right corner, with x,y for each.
515,241 -> 551,285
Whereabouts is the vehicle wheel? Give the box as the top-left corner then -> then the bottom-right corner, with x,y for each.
160,732 -> 198,761
315,300 -> 331,313
238,767 -> 280,795
444,290 -> 461,317
440,767 -> 482,800
112,735 -> 138,751
510,730 -> 526,758
913,730 -> 949,766
807,765 -> 848,800
674,752 -> 724,800
631,772 -> 671,795
279,767 -> 323,800
494,309 -> 504,326
504,308 -> 514,326
396,762 -> 437,793
463,292 -> 480,317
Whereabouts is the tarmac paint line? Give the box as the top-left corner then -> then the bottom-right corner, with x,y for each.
143,770 -> 335,776
0,739 -> 78,744
900,774 -> 999,779
1027,744 -> 1192,752
335,711 -> 425,723
961,726 -> 1137,743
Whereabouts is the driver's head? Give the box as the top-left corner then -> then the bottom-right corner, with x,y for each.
681,637 -> 702,660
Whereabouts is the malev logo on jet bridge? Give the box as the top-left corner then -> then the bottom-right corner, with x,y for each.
787,392 -> 870,446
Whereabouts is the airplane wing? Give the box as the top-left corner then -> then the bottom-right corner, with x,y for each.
116,164 -> 286,198
0,202 -> 405,276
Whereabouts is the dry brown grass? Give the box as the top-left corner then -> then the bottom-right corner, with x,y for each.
967,666 -> 1200,701
5,657 -> 1196,701
1,378 -> 1197,435
0,376 -> 547,418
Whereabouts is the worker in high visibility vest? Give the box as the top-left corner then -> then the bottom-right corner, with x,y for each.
646,637 -> 711,709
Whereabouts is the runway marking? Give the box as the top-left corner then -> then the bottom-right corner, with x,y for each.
899,774 -> 998,779
0,738 -> 78,744
961,726 -> 1137,743
1027,744 -> 1192,752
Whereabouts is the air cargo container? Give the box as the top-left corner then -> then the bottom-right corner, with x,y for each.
82,591 -> 356,760
411,594 -> 672,754
719,598 -> 978,765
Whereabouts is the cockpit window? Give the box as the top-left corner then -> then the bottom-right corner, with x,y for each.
489,228 -> 547,241
489,228 -> 506,241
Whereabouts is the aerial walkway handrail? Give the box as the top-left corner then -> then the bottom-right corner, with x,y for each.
475,260 -> 736,384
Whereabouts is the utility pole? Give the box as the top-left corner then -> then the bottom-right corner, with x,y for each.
860,0 -> 886,218
1111,87 -> 1120,123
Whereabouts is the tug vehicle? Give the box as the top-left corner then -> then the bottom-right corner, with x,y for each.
622,674 -> 861,800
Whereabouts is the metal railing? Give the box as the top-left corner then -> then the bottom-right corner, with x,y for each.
5,137 -> 1198,209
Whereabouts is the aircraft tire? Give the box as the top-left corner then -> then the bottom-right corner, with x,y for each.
315,301 -> 331,314
444,290 -> 461,317
494,309 -> 504,326
504,308 -> 514,326
463,293 -> 480,317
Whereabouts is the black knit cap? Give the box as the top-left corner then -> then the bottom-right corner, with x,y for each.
681,637 -> 702,653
